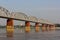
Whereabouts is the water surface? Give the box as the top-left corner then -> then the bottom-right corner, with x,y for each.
0,28 -> 60,40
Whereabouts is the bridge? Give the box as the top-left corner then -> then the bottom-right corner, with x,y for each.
0,6 -> 55,37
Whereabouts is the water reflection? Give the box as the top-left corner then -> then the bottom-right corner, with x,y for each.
0,28 -> 60,40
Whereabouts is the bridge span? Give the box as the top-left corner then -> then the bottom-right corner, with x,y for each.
0,6 -> 55,37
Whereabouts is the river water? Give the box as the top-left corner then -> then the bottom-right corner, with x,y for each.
0,28 -> 60,40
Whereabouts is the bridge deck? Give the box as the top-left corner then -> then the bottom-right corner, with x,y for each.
0,6 -> 54,25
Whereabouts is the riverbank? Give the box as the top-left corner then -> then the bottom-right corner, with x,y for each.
56,27 -> 60,30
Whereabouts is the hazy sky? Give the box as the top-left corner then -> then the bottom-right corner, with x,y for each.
0,0 -> 60,25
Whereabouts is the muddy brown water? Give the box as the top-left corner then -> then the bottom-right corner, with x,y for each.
0,28 -> 60,40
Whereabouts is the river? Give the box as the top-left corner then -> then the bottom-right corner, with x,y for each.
0,28 -> 60,40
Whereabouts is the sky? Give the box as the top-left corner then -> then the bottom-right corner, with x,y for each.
0,0 -> 60,25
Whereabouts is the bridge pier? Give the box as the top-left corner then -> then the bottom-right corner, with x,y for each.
42,24 -> 46,32
53,25 -> 55,30
46,24 -> 50,31
35,23 -> 40,32
6,19 -> 14,37
25,21 -> 30,33
50,25 -> 55,31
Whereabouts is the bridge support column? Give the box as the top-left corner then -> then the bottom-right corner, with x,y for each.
46,24 -> 50,31
49,25 -> 54,31
42,24 -> 46,32
6,19 -> 14,37
49,25 -> 52,31
35,23 -> 40,32
25,21 -> 30,33
50,25 -> 55,31
53,25 -> 55,30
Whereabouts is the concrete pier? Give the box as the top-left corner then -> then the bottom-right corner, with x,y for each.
25,21 -> 30,33
46,24 -> 50,31
6,19 -> 14,37
35,23 -> 40,32
50,25 -> 55,31
42,24 -> 46,32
